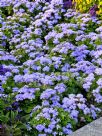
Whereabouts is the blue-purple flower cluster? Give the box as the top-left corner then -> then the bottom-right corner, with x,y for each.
0,0 -> 102,135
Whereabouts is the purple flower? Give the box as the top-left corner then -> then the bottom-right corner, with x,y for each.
89,4 -> 98,16
70,110 -> 79,118
44,128 -> 52,134
38,134 -> 46,136
63,0 -> 72,8
48,124 -> 55,129
66,123 -> 72,129
83,108 -> 90,115
0,65 -> 10,75
95,68 -> 102,75
54,83 -> 66,93
40,89 -> 56,99
43,66 -> 50,72
63,127 -> 72,135
42,100 -> 50,106
36,124 -> 45,132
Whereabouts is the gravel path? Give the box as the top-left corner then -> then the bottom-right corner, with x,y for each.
71,117 -> 102,136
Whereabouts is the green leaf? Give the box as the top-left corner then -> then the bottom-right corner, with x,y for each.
11,111 -> 15,121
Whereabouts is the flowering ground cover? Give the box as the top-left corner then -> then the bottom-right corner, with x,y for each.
0,0 -> 102,135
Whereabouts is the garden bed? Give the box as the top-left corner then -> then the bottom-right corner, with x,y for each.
0,0 -> 102,136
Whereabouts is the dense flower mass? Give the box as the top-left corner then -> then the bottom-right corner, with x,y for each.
0,0 -> 102,135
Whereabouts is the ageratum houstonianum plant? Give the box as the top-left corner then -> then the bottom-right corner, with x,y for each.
0,0 -> 102,135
